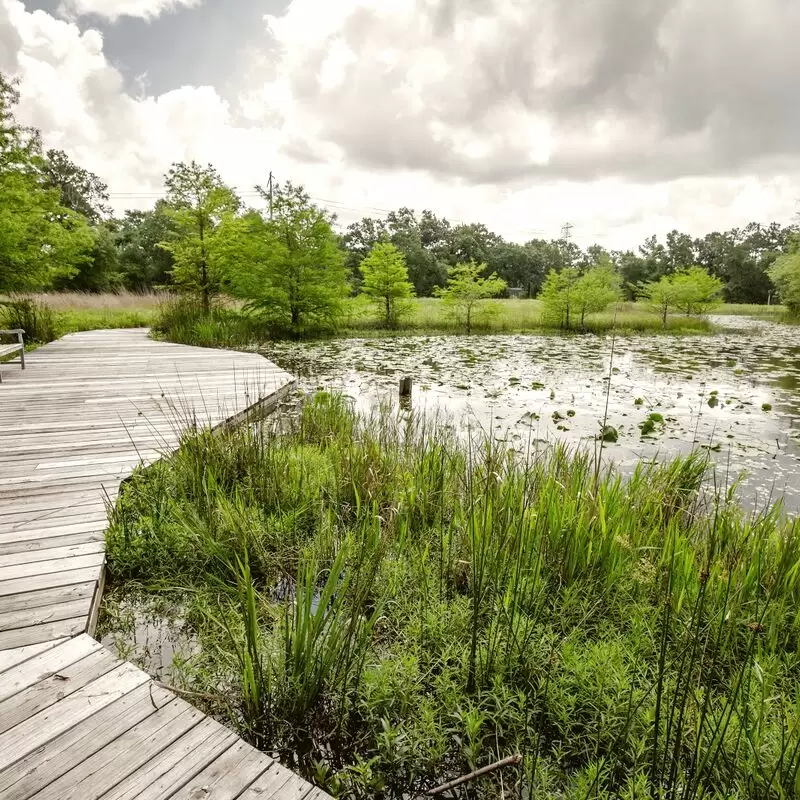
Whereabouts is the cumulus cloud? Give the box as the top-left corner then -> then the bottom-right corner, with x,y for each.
1,0 -> 798,249
58,0 -> 201,23
251,0 -> 800,184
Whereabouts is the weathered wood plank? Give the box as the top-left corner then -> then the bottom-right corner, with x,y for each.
0,646 -> 118,734
0,659 -> 149,769
0,681 -> 168,798
102,719 -> 238,800
0,566 -> 101,598
172,740 -> 274,800
0,639 -> 68,674
0,618 -> 87,651
30,699 -> 205,800
0,552 -> 106,583
0,636 -> 101,701
0,597 -> 91,631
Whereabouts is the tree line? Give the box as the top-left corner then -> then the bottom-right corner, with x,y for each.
3,70 -> 800,328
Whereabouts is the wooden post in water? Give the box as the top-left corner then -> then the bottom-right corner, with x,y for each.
399,376 -> 412,397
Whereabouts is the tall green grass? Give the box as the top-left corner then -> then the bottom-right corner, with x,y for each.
104,394 -> 800,798
154,297 -> 715,345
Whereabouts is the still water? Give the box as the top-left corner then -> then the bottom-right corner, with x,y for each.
263,316 -> 800,513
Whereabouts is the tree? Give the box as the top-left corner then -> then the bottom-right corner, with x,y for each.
539,268 -> 581,328
117,202 -> 176,290
0,73 -> 93,292
55,222 -> 120,292
359,242 -> 415,328
637,275 -> 680,325
43,149 -> 110,223
572,265 -> 621,329
615,251 -> 649,299
385,208 -> 447,296
159,161 -> 240,312
768,249 -> 800,316
671,266 -> 724,316
638,267 -> 723,324
224,183 -> 349,335
488,241 -> 547,297
341,216 -> 388,286
434,261 -> 507,334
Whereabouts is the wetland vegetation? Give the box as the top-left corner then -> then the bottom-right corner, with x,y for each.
101,393 -> 800,799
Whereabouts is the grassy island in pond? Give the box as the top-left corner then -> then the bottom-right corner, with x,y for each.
101,393 -> 800,800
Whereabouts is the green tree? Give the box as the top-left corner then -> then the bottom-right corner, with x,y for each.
386,208 -> 447,296
341,216 -> 388,286
539,267 -> 581,328
44,149 -> 110,223
672,266 -> 724,316
615,251 -> 650,299
55,222 -> 120,292
159,161 -> 240,312
117,202 -> 176,290
638,266 -> 722,324
637,275 -> 681,325
572,265 -> 621,329
224,183 -> 349,335
359,242 -> 415,328
768,249 -> 800,316
433,261 -> 507,334
0,74 -> 93,292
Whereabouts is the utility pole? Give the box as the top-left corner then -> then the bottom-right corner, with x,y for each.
561,222 -> 573,241
268,171 -> 274,220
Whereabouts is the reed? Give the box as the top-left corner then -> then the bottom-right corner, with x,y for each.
104,393 -> 800,798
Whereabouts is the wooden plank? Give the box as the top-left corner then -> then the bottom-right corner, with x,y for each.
30,698 -> 206,800
0,659 -> 150,770
0,646 -> 118,734
0,682 -> 168,799
0,542 -> 104,568
101,719 -> 238,800
0,532 -> 104,556
0,552 -> 105,583
0,597 -> 91,631
0,639 -> 67,674
239,765 -> 313,800
0,566 -> 101,598
0,636 -> 101,701
171,740 -> 274,800
0,583 -> 94,614
0,618 -> 86,650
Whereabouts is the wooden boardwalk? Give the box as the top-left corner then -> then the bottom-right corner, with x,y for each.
0,329 -> 330,799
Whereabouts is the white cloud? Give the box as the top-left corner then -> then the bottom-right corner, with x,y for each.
1,0 -> 798,251
58,0 -> 201,23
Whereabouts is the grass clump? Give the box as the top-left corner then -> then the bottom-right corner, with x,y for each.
104,393 -> 800,799
0,296 -> 57,342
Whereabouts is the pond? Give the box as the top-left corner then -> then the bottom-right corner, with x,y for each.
263,316 -> 800,514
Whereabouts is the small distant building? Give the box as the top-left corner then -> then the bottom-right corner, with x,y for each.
507,287 -> 525,299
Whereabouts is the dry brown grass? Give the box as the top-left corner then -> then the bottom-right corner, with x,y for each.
20,290 -> 172,311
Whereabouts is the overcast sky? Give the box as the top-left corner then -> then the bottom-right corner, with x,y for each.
1,0 -> 798,248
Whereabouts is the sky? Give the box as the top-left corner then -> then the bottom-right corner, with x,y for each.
1,0 -> 799,249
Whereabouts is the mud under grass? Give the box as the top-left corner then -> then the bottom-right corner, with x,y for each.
103,394 -> 800,799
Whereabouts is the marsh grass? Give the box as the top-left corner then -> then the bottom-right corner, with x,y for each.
104,393 -> 800,799
0,291 -> 166,342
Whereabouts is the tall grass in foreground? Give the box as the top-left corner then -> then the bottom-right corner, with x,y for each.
104,394 -> 800,799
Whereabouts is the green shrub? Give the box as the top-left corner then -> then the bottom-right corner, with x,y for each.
0,296 -> 57,343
